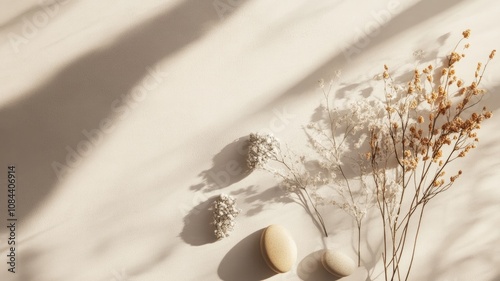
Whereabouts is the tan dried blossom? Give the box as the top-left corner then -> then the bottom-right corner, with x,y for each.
490,49 -> 496,59
364,152 -> 371,160
433,150 -> 443,161
404,150 -> 411,158
462,29 -> 471,38
410,100 -> 418,109
449,52 -> 462,65
402,157 -> 418,170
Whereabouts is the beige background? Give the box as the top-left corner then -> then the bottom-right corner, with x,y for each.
0,0 -> 499,280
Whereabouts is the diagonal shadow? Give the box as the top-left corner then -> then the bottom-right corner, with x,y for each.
186,0 -> 469,218
247,0 -> 468,116
419,114 -> 500,280
0,0 -> 73,30
0,0 -> 248,234
282,0 -> 468,97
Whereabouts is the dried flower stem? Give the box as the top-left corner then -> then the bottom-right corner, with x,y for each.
247,133 -> 329,237
249,31 -> 493,277
320,86 -> 367,265
370,30 -> 494,281
272,153 -> 329,237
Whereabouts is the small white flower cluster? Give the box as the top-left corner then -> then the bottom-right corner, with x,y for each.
212,194 -> 241,240
247,133 -> 280,170
376,178 -> 402,218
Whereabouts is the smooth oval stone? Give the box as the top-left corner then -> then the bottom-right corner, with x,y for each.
321,250 -> 356,277
260,224 -> 297,273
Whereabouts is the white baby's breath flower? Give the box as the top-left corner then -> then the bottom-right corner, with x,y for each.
212,194 -> 241,240
247,133 -> 280,170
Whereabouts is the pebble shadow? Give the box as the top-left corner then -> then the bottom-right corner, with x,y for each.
297,250 -> 339,281
218,228 -> 276,281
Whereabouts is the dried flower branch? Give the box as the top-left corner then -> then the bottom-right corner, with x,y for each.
368,29 -> 494,281
249,30 -> 493,279
247,132 -> 329,237
247,133 -> 280,170
304,83 -> 384,266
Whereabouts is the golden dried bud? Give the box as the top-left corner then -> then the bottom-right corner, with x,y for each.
462,29 -> 471,38
404,150 -> 411,158
490,49 -> 496,59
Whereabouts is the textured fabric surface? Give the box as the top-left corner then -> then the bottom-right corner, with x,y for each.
0,1 -> 499,280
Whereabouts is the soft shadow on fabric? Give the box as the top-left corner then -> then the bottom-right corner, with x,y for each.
190,136 -> 251,192
0,0 -> 246,238
218,229 -> 276,281
180,196 -> 218,246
